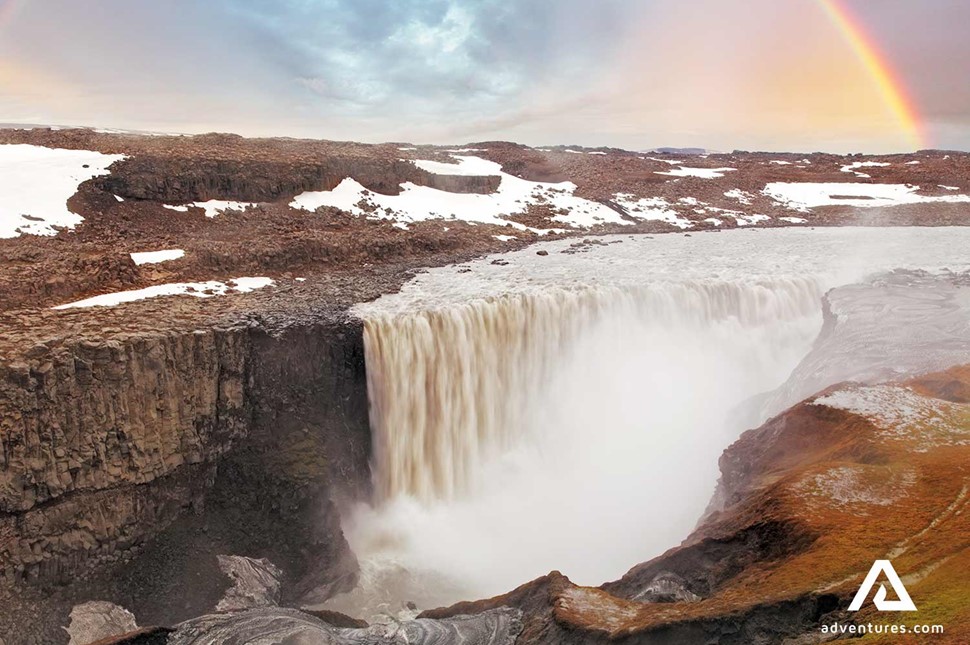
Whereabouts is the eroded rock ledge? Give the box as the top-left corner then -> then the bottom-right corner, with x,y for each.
0,310 -> 371,643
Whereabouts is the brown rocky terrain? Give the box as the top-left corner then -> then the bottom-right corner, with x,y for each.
1,127 -> 968,315
1,127 -> 969,643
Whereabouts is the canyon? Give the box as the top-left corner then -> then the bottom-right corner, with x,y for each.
1,128 -> 969,644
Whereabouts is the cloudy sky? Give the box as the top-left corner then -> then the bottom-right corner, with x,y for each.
1,0 -> 968,152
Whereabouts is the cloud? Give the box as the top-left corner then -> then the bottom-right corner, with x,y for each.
219,0 -> 639,118
0,0 -> 967,151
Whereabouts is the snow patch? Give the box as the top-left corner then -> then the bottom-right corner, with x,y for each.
724,189 -> 754,205
734,214 -> 770,226
130,249 -> 185,265
53,277 -> 274,309
796,465 -> 915,510
0,144 -> 126,238
290,155 -> 630,232
656,166 -> 735,179
779,216 -> 808,224
764,182 -> 970,210
614,194 -> 693,229
162,201 -> 256,217
814,385 -> 970,452
840,161 -> 890,178
557,587 -> 638,632
193,200 -> 257,218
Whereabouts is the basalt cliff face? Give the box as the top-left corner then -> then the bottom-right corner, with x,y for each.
0,310 -> 371,642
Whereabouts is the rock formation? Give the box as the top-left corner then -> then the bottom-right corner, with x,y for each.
2,127 -> 970,643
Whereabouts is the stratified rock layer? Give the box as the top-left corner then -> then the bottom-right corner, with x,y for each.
0,314 -> 371,643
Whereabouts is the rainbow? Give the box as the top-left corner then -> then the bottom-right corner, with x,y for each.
817,0 -> 925,149
0,0 -> 926,150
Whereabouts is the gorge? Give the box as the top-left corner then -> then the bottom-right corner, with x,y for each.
2,130 -> 970,643
318,228 -> 970,624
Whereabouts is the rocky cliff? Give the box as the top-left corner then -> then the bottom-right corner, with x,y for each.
0,310 -> 371,643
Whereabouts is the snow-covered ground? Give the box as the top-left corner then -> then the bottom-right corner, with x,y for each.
724,189 -> 754,205
163,200 -> 257,217
130,249 -> 185,265
763,182 -> 970,210
795,464 -> 915,509
613,194 -> 691,229
814,385 -> 970,452
53,277 -> 273,309
655,166 -> 736,179
0,144 -> 125,238
840,160 -> 891,178
290,155 -> 632,232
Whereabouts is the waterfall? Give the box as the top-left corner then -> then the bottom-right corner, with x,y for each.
363,277 -> 823,505
319,228 -> 970,618
325,275 -> 827,617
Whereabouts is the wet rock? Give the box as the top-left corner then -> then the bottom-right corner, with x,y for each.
214,556 -> 282,612
162,607 -> 521,645
65,601 -> 138,645
301,609 -> 368,629
633,571 -> 701,603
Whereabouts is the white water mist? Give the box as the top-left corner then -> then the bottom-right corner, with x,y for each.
327,277 -> 824,618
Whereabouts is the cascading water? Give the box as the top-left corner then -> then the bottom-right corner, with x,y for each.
332,277 -> 825,618
364,280 -> 823,504
325,228 -> 970,619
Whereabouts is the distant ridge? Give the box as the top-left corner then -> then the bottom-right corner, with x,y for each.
645,147 -> 709,155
